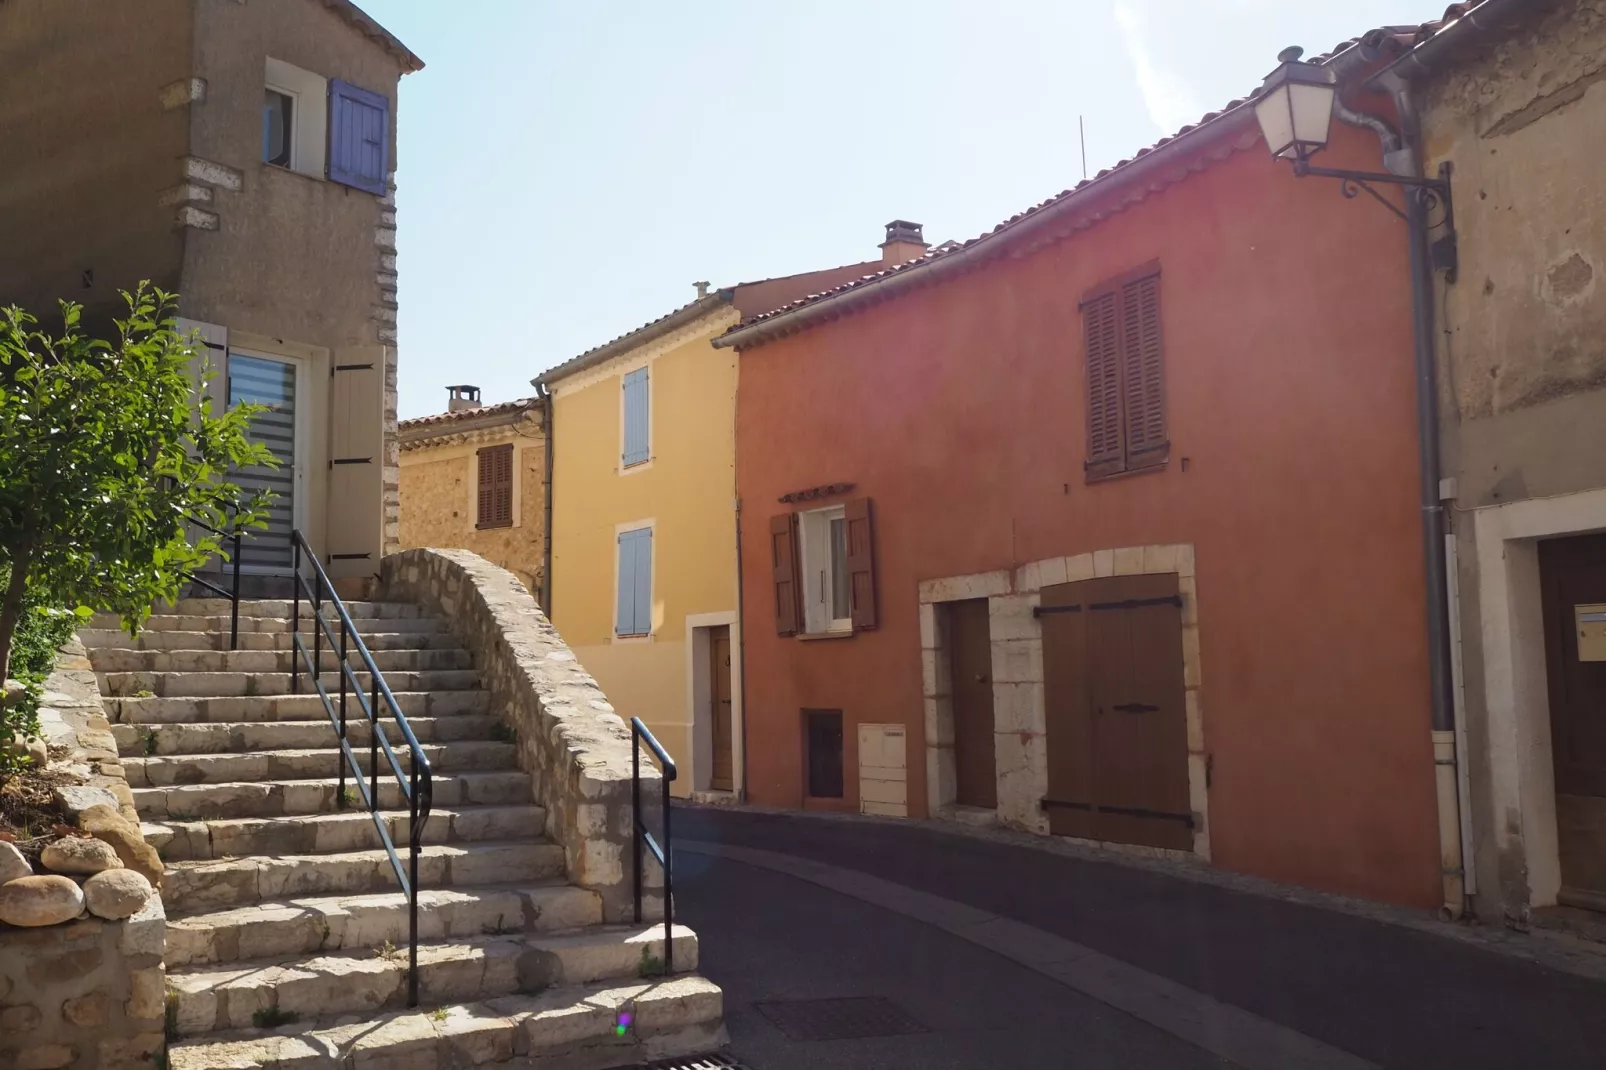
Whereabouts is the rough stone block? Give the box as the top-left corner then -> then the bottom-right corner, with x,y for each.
923,696 -> 953,746
994,731 -> 1048,834
1176,543 -> 1196,578
918,603 -> 936,651
62,992 -> 112,1027
990,640 -> 1043,685
988,594 -> 1040,641
1143,544 -> 1180,574
1181,626 -> 1202,689
993,682 -> 1044,736
1185,690 -> 1204,754
1064,553 -> 1096,583
15,1046 -> 75,1070
1179,575 -> 1199,626
1093,549 -> 1115,577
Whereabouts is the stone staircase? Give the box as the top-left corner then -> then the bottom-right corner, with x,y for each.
83,597 -> 723,1069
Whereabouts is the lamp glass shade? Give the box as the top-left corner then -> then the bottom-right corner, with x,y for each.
1254,66 -> 1336,160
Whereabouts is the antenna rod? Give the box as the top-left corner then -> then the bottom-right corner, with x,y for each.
1079,115 -> 1088,180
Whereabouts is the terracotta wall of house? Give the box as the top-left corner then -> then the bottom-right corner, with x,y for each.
736,118 -> 1442,907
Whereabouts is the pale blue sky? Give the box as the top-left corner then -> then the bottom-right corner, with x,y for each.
361,0 -> 1448,420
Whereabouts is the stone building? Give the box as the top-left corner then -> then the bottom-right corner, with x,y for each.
0,0 -> 421,584
397,388 -> 550,599
1396,0 -> 1606,929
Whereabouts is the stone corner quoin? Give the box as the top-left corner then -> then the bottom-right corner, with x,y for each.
380,547 -> 663,924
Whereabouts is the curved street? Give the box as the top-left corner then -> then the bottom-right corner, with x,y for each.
672,807 -> 1606,1070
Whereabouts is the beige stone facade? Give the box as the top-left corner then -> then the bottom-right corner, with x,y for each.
398,401 -> 548,601
1414,0 -> 1606,926
918,544 -> 1209,863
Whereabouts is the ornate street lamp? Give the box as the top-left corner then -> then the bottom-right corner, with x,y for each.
1255,45 -> 1455,279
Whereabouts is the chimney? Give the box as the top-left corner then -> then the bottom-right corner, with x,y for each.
446,384 -> 482,412
880,220 -> 929,266
694,281 -> 710,299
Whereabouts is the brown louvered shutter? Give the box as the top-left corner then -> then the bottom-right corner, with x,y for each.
477,444 -> 514,528
771,513 -> 801,636
1120,271 -> 1167,470
1082,289 -> 1123,479
844,497 -> 878,631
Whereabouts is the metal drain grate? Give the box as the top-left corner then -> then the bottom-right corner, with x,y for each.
641,1055 -> 755,1070
752,996 -> 928,1042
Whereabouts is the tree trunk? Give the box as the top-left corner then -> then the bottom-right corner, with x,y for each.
0,541 -> 36,684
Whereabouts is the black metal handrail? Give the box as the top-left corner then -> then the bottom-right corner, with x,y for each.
631,716 -> 676,974
179,505 -> 243,650
288,529 -> 433,1006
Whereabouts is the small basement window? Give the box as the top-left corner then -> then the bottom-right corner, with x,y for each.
805,709 -> 844,799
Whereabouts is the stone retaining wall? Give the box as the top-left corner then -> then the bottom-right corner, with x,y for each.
1,637 -> 167,1070
381,549 -> 660,924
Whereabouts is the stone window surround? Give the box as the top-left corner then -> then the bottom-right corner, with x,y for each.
918,543 -> 1210,864
1471,485 -> 1606,914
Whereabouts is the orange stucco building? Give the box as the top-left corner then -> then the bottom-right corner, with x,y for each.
721,62 -> 1443,907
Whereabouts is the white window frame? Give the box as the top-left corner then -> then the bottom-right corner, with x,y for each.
265,57 -> 328,179
798,505 -> 852,635
613,519 -> 655,642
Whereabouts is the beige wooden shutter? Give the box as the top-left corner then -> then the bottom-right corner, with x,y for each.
327,346 -> 385,580
844,497 -> 878,631
1120,271 -> 1167,470
771,513 -> 801,637
175,318 -> 226,413
1082,290 -> 1123,479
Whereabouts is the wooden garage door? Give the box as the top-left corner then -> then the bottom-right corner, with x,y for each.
1041,573 -> 1191,851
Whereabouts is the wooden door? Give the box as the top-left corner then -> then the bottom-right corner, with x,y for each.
1540,534 -> 1606,909
1041,573 -> 1191,851
948,599 -> 998,808
710,626 -> 734,792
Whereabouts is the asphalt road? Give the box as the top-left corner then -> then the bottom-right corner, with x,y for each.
671,807 -> 1606,1070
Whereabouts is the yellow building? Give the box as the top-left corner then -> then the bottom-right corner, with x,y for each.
397,386 -> 548,599
536,245 -> 900,796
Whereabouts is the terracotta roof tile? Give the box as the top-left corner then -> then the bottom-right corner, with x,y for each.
720,10 -> 1489,344
399,397 -> 536,431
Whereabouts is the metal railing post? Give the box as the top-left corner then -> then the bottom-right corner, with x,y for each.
229,528 -> 241,651
337,617 -> 348,805
409,762 -> 420,1008
662,753 -> 673,975
290,539 -> 301,695
370,675 -> 379,814
632,733 -> 642,925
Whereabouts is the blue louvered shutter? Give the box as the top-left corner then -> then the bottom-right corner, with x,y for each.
622,368 -> 650,467
616,527 -> 653,635
632,528 -> 653,634
327,79 -> 389,194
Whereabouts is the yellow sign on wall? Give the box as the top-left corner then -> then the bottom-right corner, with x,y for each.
1576,603 -> 1606,662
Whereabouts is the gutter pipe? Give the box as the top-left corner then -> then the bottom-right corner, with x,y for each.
534,381 -> 554,618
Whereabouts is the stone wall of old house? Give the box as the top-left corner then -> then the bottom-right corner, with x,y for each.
398,418 -> 548,597
380,549 -> 659,925
1422,0 -> 1606,926
1,640 -> 167,1070
1424,0 -> 1606,506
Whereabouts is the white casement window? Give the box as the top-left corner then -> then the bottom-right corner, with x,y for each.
263,58 -> 329,179
798,505 -> 852,634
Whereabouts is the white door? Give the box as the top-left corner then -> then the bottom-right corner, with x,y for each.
227,350 -> 306,572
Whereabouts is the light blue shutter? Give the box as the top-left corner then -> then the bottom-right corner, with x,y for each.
632,528 -> 653,634
616,528 -> 653,635
327,79 -> 389,194
622,368 -> 650,466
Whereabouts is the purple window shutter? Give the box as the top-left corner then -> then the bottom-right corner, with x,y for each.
327,79 -> 389,194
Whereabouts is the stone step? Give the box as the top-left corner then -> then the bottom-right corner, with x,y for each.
163,840 -> 566,912
79,628 -> 462,653
99,667 -> 482,698
122,740 -> 517,787
96,613 -> 450,635
162,599 -> 426,619
105,689 -> 491,725
167,924 -> 697,1032
134,769 -> 532,821
165,974 -> 725,1070
87,646 -> 475,675
164,881 -> 603,967
114,714 -> 503,757
146,803 -> 542,861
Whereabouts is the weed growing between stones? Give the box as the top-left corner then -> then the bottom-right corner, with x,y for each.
637,946 -> 665,979
252,1006 -> 298,1029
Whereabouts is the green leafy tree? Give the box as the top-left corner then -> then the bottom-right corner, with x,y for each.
0,284 -> 274,682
